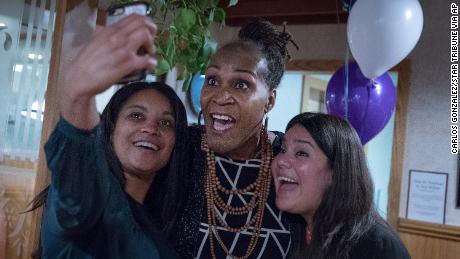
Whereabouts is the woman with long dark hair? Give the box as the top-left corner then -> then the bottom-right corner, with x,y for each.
32,14 -> 188,258
38,81 -> 187,258
272,112 -> 410,259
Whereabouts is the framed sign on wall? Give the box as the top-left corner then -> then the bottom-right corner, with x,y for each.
406,170 -> 448,224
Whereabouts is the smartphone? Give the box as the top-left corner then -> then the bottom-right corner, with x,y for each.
106,1 -> 151,84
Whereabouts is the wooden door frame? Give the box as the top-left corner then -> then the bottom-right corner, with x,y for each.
286,59 -> 411,229
28,0 -> 67,254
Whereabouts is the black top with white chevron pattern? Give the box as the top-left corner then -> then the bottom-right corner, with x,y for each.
195,156 -> 292,258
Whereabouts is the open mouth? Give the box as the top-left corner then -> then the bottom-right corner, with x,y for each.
134,141 -> 159,151
210,113 -> 236,132
277,176 -> 299,192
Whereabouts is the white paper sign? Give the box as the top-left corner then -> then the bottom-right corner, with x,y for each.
406,170 -> 448,224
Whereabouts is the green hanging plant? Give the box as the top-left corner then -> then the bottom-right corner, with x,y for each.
110,0 -> 238,91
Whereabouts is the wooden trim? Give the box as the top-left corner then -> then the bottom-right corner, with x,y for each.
286,59 -> 411,229
287,59 -> 343,71
387,60 -> 411,228
222,0 -> 349,26
398,218 -> 460,242
27,0 -> 67,255
0,155 -> 36,170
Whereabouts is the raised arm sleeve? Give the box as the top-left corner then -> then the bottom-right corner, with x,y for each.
44,117 -> 112,236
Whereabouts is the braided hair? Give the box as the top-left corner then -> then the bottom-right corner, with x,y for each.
235,18 -> 298,90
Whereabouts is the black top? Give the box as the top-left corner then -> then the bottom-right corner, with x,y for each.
161,125 -> 300,258
289,221 -> 411,259
348,222 -> 410,259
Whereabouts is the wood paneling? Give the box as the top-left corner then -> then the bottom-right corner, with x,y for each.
222,0 -> 348,26
0,155 -> 36,170
0,167 -> 35,259
398,219 -> 460,259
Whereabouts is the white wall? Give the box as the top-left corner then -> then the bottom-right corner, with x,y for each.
268,72 -> 303,132
211,0 -> 460,226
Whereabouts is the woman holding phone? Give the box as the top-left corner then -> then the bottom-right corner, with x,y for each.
38,14 -> 186,258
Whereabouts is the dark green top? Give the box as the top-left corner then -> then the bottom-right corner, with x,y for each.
40,118 -> 179,259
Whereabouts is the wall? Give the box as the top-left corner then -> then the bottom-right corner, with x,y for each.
398,0 -> 459,226
267,72 -> 303,132
211,0 -> 460,226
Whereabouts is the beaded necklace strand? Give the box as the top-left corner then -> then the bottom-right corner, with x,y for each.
201,126 -> 273,259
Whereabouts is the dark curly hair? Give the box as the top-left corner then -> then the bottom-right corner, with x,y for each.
221,18 -> 298,90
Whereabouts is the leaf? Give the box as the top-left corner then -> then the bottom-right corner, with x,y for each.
213,8 -> 225,24
155,58 -> 170,76
175,8 -> 196,32
189,24 -> 205,37
177,71 -> 185,81
111,0 -> 132,5
182,71 -> 193,92
201,36 -> 217,64
228,0 -> 238,7
165,32 -> 176,66
198,0 -> 219,10
208,8 -> 214,22
128,0 -> 237,91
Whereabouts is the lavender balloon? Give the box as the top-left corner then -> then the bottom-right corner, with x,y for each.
326,62 -> 396,145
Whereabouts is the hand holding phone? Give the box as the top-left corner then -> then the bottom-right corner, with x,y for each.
106,1 -> 152,84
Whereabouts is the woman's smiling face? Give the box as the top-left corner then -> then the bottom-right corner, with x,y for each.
271,124 -> 332,222
113,88 -> 176,179
200,44 -> 275,159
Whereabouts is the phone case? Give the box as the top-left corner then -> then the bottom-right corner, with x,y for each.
106,1 -> 151,84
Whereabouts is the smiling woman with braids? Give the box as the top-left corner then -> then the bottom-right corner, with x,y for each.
156,18 -> 302,258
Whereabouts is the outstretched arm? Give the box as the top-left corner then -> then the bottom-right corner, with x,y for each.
60,14 -> 157,129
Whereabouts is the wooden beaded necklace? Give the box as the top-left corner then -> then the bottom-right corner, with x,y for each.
201,125 -> 273,259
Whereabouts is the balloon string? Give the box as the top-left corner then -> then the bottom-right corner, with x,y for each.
343,0 -> 353,122
336,0 -> 351,121
335,0 -> 341,23
344,40 -> 350,121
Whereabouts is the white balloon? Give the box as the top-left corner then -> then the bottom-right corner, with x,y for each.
347,0 -> 423,79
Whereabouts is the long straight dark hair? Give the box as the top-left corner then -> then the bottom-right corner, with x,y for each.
101,81 -> 188,239
28,81 -> 189,240
286,112 -> 382,259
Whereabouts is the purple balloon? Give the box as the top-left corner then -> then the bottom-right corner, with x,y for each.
326,62 -> 396,145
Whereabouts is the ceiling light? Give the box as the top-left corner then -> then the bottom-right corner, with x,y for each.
14,64 -> 23,73
28,53 -> 43,60
21,101 -> 45,121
